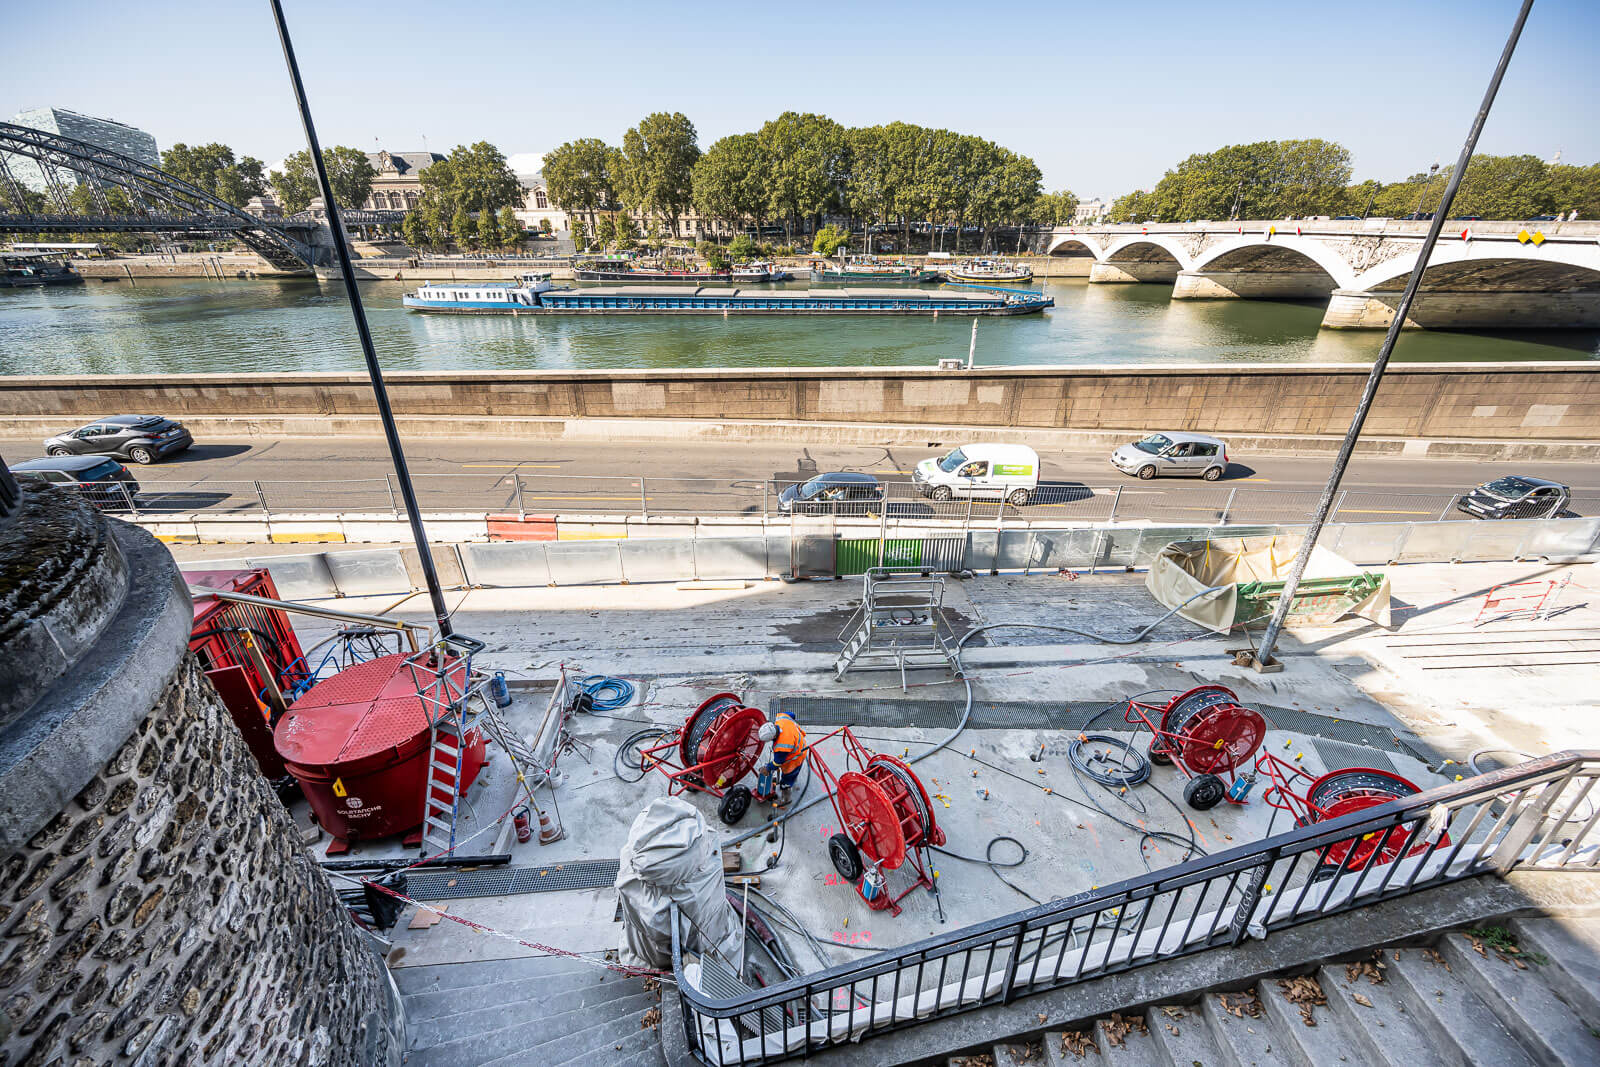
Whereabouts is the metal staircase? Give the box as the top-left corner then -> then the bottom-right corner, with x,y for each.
833,569 -> 961,687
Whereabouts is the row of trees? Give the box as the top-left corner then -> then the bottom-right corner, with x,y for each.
1106,140 -> 1600,222
544,112 -> 1077,254
400,142 -> 525,251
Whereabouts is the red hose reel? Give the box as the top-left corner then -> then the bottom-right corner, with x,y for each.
1125,685 -> 1268,810
637,693 -> 766,824
1255,757 -> 1445,871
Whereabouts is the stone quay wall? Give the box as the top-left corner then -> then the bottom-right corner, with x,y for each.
3,362 -> 1598,442
0,487 -> 401,1066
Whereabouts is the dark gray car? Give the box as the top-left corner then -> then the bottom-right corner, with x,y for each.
777,472 -> 885,515
44,414 -> 193,464
1456,475 -> 1570,519
9,455 -> 141,511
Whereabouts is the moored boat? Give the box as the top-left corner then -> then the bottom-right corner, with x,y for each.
574,257 -> 736,284
809,255 -> 938,284
945,257 -> 1034,283
0,253 -> 85,288
403,282 -> 1052,316
730,260 -> 776,282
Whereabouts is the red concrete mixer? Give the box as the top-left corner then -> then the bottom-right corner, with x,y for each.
274,652 -> 486,853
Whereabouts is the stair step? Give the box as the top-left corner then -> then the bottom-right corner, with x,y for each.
1042,1029 -> 1104,1067
1439,929 -> 1600,1067
406,974 -> 648,1046
401,967 -> 618,1022
1145,1002 -> 1223,1067
1257,975 -> 1364,1067
992,1040 -> 1047,1065
1093,1013 -> 1164,1066
1385,950 -> 1536,1067
406,991 -> 657,1065
391,953 -> 607,994
486,1012 -> 664,1067
1317,961 -> 1448,1067
1510,917 -> 1600,1023
1200,990 -> 1280,1067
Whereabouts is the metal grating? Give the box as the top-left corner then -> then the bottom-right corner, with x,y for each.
1311,738 -> 1398,776
406,859 -> 621,901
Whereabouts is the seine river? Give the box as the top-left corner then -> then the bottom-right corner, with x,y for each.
2,276 -> 1596,375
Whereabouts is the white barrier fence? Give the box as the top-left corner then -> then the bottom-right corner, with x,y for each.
176,517 -> 1600,601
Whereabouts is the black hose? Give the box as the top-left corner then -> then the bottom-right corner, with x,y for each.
615,727 -> 669,784
1068,734 -> 1152,789
931,836 -> 1040,905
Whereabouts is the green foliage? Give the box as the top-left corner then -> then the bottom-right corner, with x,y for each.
543,138 -> 621,227
774,244 -> 794,257
614,213 -> 638,250
1130,139 -> 1354,221
595,215 -> 617,248
1107,189 -> 1158,222
727,232 -> 756,261
162,142 -> 268,207
421,142 -> 522,217
757,112 -> 849,239
705,248 -> 729,272
645,219 -> 666,251
812,223 -> 850,256
497,205 -> 522,248
571,218 -> 588,250
401,212 -> 428,250
619,112 -> 700,236
695,239 -> 718,259
538,217 -> 553,235
692,133 -> 767,233
1030,189 -> 1079,225
269,146 -> 375,212
451,205 -> 474,248
477,207 -> 500,249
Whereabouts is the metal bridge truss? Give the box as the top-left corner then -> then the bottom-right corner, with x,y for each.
0,122 -> 316,271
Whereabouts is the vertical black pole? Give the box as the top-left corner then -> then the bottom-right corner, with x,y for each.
267,0 -> 453,638
1252,0 -> 1535,670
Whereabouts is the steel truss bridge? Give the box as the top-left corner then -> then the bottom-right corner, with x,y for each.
0,123 -> 343,271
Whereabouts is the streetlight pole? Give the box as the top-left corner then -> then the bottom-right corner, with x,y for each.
1249,0 -> 1536,673
1414,162 -> 1441,218
268,0 -> 455,639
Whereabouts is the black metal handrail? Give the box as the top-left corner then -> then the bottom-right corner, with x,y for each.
672,750 -> 1600,1065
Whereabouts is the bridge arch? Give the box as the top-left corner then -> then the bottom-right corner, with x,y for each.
1191,236 -> 1357,290
1097,234 -> 1193,270
1045,233 -> 1101,256
1352,241 -> 1600,293
0,122 -> 314,270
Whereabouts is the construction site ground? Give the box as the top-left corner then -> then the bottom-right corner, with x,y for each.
211,551 -> 1599,982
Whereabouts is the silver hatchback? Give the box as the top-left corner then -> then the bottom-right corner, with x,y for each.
1111,432 -> 1229,481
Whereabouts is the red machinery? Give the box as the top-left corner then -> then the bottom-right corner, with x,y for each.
185,568 -> 307,778
1125,685 -> 1268,810
1255,755 -> 1443,871
808,726 -> 945,917
637,693 -> 767,825
273,652 -> 486,854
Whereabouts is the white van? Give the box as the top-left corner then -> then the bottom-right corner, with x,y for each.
913,443 -> 1039,505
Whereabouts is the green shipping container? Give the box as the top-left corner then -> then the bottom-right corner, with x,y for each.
836,539 -> 924,575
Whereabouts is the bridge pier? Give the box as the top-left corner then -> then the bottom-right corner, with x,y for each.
1089,260 -> 1179,284
1321,288 -> 1600,330
1172,269 -> 1335,301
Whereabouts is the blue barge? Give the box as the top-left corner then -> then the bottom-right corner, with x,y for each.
403,278 -> 1052,316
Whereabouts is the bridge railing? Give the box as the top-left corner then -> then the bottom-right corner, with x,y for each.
671,751 -> 1600,1065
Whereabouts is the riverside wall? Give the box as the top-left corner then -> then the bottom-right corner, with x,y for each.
4,363 -> 1599,442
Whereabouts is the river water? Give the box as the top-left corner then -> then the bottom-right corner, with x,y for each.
2,276 -> 1596,375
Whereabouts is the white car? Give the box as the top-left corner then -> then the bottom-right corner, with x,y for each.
913,443 -> 1039,505
1111,432 -> 1229,481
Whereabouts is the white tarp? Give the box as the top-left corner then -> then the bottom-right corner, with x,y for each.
1146,536 -> 1391,633
615,797 -> 743,970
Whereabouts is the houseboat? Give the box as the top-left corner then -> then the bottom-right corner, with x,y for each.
731,260 -> 783,282
573,258 -> 738,284
403,282 -> 1052,316
0,253 -> 85,288
945,257 -> 1034,283
809,256 -> 939,284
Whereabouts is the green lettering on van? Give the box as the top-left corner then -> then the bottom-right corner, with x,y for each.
993,464 -> 1034,476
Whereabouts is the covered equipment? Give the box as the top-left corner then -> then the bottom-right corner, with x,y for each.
616,797 -> 744,970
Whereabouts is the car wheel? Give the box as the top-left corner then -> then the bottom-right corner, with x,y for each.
930,486 -> 953,502
128,447 -> 155,465
47,446 -> 72,457
1137,465 -> 1157,480
1202,466 -> 1224,482
1006,488 -> 1031,507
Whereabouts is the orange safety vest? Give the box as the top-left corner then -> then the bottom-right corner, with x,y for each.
770,713 -> 807,772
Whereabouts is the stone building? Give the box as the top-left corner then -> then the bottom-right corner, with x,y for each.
361,150 -> 445,212
0,457 -> 402,1066
3,107 -> 160,194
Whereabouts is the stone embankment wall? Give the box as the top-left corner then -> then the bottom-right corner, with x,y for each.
3,363 -> 1597,441
0,483 -> 401,1065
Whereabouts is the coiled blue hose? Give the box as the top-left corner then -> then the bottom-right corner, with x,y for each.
577,675 -> 635,712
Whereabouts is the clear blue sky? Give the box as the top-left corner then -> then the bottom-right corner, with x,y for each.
3,0 -> 1595,197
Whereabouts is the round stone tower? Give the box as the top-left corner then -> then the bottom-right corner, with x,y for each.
0,458 -> 402,1065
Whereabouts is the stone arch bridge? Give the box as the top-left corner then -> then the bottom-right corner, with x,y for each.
1044,220 -> 1600,329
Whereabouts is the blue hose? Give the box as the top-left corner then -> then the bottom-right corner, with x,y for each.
577,675 -> 635,712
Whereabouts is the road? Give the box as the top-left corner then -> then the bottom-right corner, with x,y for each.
4,435 -> 1596,523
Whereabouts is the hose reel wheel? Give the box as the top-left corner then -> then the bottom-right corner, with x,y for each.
678,693 -> 765,788
1307,767 -> 1427,870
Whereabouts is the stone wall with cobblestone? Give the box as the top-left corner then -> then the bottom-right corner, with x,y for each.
0,653 -> 403,1066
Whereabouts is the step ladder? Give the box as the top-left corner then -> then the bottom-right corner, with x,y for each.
833,568 -> 961,689
405,634 -> 546,858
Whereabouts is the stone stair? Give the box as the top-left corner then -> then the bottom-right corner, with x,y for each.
395,954 -> 666,1066
943,917 -> 1600,1067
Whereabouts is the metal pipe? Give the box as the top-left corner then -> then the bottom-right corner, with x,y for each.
187,587 -> 429,640
1252,0 -> 1535,671
268,0 -> 454,639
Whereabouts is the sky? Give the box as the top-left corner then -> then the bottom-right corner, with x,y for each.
3,0 -> 1596,199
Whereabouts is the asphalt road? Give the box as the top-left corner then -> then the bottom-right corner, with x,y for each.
5,435 -> 1596,523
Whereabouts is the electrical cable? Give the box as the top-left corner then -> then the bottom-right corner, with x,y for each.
576,675 -> 636,712
615,727 -> 670,784
931,836 -> 1039,905
1068,734 -> 1152,789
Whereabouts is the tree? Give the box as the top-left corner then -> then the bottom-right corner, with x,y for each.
401,212 -> 428,250
812,223 -> 850,257
1550,162 -> 1600,219
543,138 -> 621,234
614,213 -> 638,251
1107,189 -> 1158,222
421,142 -> 522,215
692,132 -> 767,237
727,232 -> 756,261
539,217 -> 553,235
1030,189 -> 1079,225
619,112 -> 700,237
595,214 -> 617,248
571,218 -> 588,250
1130,140 -> 1353,221
162,142 -> 268,207
451,205 -> 474,249
477,208 -> 500,250
757,112 -> 849,242
497,206 -> 523,249
269,146 -> 375,212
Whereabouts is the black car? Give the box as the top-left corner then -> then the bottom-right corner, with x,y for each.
9,455 -> 141,511
777,472 -> 885,515
1456,475 -> 1570,520
44,414 -> 193,464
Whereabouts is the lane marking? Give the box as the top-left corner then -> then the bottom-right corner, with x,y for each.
460,463 -> 562,469
872,469 -> 912,474
522,495 -> 653,501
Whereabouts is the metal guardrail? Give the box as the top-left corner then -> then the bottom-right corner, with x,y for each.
672,752 -> 1600,1065
61,473 -> 1592,528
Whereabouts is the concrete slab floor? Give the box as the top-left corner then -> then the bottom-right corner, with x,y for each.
247,559 -> 1597,977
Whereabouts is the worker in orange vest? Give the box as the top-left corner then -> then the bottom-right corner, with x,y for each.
754,712 -> 806,806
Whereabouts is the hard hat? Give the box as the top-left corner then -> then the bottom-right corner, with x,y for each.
758,722 -> 779,742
